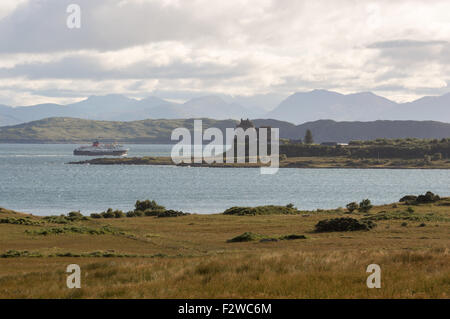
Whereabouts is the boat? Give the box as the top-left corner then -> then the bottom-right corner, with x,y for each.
73,141 -> 128,156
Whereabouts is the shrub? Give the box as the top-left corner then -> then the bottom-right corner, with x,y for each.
0,250 -> 43,258
26,226 -> 119,236
346,202 -> 359,213
416,191 -> 440,204
431,153 -> 442,161
401,222 -> 408,227
126,211 -> 138,218
227,232 -> 264,243
68,211 -> 83,219
0,217 -> 41,226
362,211 -> 447,222
102,208 -> 116,218
279,234 -> 307,240
156,210 -> 190,218
134,210 -> 144,217
406,207 -> 415,213
113,210 -> 125,218
144,209 -> 166,217
94,209 -> 125,218
400,192 -> 440,205
223,205 -> 300,216
135,200 -> 165,212
44,212 -> 87,224
358,199 -> 373,212
400,195 -> 417,203
315,217 -> 376,232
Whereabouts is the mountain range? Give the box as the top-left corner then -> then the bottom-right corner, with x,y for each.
0,89 -> 449,127
0,94 -> 261,127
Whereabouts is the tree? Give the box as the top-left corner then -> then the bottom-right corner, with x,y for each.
135,200 -> 165,212
431,153 -> 442,161
346,202 -> 359,213
358,199 -> 373,212
304,129 -> 314,144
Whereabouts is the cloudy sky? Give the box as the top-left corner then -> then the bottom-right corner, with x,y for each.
0,0 -> 449,107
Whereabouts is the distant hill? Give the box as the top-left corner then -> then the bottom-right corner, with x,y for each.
267,90 -> 450,124
0,94 -> 259,126
293,120 -> 450,143
0,117 -> 239,143
1,117 -> 449,143
1,90 -> 450,127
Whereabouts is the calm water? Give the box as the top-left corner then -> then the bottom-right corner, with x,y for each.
0,144 -> 449,216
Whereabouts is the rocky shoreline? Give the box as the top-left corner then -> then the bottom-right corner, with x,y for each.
67,156 -> 450,169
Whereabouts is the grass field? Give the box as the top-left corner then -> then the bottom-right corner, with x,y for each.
0,198 -> 449,298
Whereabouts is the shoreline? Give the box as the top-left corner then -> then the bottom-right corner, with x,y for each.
66,156 -> 450,169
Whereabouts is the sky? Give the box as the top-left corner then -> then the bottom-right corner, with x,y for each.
0,0 -> 449,107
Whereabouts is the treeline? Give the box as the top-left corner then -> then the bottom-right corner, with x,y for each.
280,138 -> 450,159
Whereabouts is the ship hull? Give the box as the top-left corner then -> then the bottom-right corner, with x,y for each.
73,150 -> 128,156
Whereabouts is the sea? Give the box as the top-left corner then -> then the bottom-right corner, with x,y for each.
0,144 -> 449,216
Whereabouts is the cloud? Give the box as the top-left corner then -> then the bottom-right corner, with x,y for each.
367,40 -> 448,49
0,0 -> 450,105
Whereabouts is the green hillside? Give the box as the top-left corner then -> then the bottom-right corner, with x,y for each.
0,117 -> 238,143
1,117 -> 450,143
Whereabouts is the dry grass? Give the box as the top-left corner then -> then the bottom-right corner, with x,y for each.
0,200 -> 449,298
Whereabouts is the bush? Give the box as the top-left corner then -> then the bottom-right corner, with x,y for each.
126,211 -> 138,218
400,195 -> 417,203
134,210 -> 144,217
113,210 -> 125,218
431,153 -> 442,161
0,250 -> 43,258
102,208 -> 116,218
227,232 -> 264,243
346,202 -> 359,213
135,200 -> 165,212
144,209 -> 166,216
279,234 -> 307,240
95,208 -> 125,218
0,217 -> 41,225
44,212 -> 87,224
406,207 -> 414,213
400,192 -> 440,205
362,211 -> 446,222
68,211 -> 83,219
223,205 -> 300,216
90,209 -> 125,219
156,210 -> 190,218
416,191 -> 440,204
315,217 -> 376,232
358,199 -> 373,212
